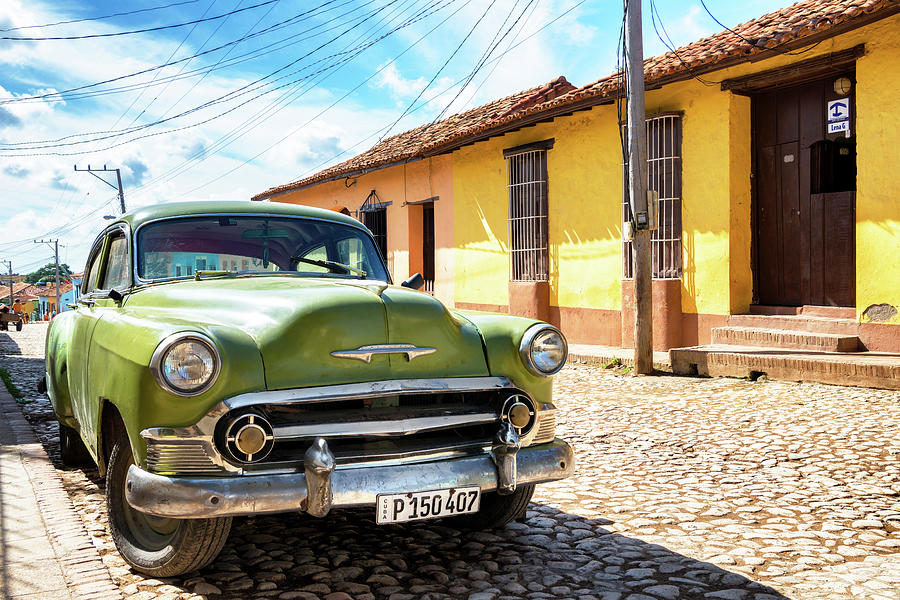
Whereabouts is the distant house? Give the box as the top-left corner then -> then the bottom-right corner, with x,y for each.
35,282 -> 75,318
253,0 -> 900,353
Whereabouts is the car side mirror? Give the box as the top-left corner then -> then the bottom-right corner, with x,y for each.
401,273 -> 424,290
107,288 -> 125,304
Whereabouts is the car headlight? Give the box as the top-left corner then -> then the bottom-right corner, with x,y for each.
150,333 -> 220,396
519,324 -> 568,376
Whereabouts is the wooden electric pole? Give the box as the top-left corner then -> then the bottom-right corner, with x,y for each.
1,260 -> 12,307
35,240 -> 60,317
625,0 -> 653,374
74,164 -> 126,213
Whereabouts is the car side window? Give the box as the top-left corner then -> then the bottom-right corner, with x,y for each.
101,235 -> 131,290
83,242 -> 105,294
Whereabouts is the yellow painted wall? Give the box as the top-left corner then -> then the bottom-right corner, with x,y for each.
855,15 -> 900,324
268,155 -> 455,305
452,15 -> 900,327
453,106 -> 624,311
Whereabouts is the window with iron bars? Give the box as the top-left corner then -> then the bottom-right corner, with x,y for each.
623,113 -> 683,279
506,147 -> 549,282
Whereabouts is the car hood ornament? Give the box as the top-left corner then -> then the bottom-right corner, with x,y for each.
331,344 -> 437,363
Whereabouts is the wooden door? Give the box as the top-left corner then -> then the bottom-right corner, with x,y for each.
753,75 -> 856,307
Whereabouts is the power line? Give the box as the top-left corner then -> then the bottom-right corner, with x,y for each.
0,0 -> 201,33
377,0 -> 498,144
0,0 -> 349,105
0,0 -> 434,156
1,0 -> 280,41
289,0 -> 585,184
697,0 -> 822,57
177,0 -> 469,196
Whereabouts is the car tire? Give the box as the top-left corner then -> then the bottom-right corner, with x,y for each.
58,422 -> 92,466
454,484 -> 535,530
15,320 -> 23,331
106,427 -> 232,577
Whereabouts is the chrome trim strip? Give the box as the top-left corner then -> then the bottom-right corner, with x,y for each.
224,376 -> 513,409
272,412 -> 498,440
330,344 -> 437,363
125,440 -> 575,518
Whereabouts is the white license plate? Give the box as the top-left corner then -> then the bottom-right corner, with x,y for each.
376,486 -> 481,524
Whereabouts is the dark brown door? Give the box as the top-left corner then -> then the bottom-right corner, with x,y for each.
422,202 -> 435,292
753,75 -> 856,307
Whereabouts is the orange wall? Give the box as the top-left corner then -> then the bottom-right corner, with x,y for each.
267,155 -> 455,305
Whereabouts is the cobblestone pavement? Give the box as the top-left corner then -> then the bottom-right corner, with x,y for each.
2,323 -> 899,600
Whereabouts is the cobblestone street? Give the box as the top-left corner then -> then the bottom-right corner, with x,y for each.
1,323 -> 899,600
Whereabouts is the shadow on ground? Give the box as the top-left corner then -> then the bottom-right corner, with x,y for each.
2,336 -> 792,600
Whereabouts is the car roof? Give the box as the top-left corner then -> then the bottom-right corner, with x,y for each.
115,201 -> 365,231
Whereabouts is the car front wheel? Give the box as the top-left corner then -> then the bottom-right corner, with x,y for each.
455,484 -> 535,529
106,427 -> 232,576
58,422 -> 91,466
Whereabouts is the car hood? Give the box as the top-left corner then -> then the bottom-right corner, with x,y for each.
125,277 -> 489,389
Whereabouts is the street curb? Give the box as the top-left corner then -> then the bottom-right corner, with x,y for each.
0,387 -> 123,600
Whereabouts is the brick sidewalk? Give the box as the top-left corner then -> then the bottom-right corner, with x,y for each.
0,386 -> 121,600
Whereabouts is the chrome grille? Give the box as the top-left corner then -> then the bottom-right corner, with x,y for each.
533,411 -> 556,444
146,440 -> 223,474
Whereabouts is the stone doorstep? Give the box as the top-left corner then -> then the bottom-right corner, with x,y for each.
711,326 -> 860,353
726,313 -> 859,336
670,344 -> 900,390
0,388 -> 123,600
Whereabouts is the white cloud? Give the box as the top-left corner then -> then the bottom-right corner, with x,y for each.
373,62 -> 428,99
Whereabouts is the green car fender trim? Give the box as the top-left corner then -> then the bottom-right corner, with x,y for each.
46,311 -> 77,422
82,309 -> 267,469
453,310 -> 557,405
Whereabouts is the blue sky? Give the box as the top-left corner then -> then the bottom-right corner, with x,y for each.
0,0 -> 789,275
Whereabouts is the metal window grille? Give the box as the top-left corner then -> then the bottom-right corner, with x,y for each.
623,113 -> 683,280
507,149 -> 549,281
360,190 -> 388,261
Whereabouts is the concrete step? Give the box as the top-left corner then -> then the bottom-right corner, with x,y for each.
670,344 -> 900,390
726,313 -> 858,336
711,326 -> 860,352
748,305 -> 856,319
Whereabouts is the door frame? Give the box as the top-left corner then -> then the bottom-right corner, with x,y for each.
742,55 -> 861,307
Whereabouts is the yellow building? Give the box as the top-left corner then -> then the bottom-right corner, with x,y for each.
254,0 -> 900,354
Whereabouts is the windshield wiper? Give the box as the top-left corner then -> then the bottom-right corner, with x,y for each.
194,270 -> 238,281
290,256 -> 366,277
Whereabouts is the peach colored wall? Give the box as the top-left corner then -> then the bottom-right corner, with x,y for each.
267,155 -> 454,305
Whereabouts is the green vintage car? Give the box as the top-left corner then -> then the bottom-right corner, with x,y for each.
45,201 -> 573,576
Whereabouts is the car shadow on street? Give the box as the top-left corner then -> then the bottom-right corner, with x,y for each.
8,344 -> 792,599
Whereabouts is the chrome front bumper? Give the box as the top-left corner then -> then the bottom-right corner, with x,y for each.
125,438 -> 574,519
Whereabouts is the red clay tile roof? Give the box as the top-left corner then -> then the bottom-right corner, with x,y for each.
252,0 -> 898,198
10,282 -> 41,300
251,76 -> 575,199
34,283 -> 73,296
422,0 -> 899,152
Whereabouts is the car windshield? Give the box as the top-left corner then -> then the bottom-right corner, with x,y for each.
137,215 -> 389,282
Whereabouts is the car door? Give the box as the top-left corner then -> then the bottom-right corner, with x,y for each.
67,233 -> 108,455
83,228 -> 133,449
69,226 -> 131,457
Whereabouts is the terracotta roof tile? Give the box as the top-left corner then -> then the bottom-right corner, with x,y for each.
252,76 -> 575,199
431,0 -> 898,147
34,282 -> 73,296
253,0 -> 897,197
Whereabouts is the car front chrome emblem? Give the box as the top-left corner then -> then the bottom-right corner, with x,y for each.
330,344 -> 437,363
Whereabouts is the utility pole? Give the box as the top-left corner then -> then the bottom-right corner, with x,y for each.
625,0 -> 653,374
74,164 -> 126,213
1,260 -> 11,307
35,240 -> 60,317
